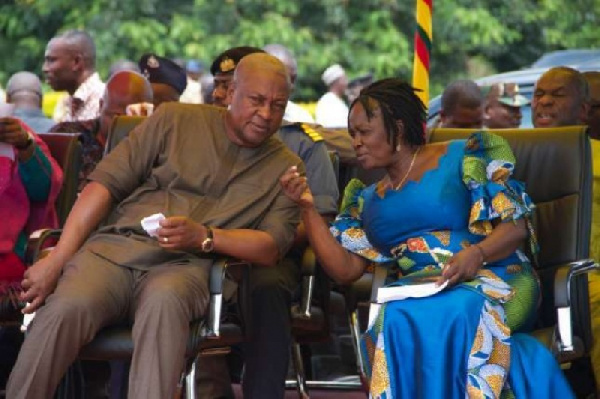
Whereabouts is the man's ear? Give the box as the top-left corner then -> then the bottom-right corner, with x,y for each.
579,101 -> 590,124
438,109 -> 447,126
71,52 -> 84,72
225,81 -> 235,106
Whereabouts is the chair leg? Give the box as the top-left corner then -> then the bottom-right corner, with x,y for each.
184,358 -> 197,399
348,310 -> 369,393
291,339 -> 309,399
109,360 -> 129,399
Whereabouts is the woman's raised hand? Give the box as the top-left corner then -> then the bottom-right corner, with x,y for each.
280,165 -> 314,208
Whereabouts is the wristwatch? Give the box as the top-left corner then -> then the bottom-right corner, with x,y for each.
201,226 -> 214,253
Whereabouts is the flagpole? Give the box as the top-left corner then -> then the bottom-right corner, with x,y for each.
412,0 -> 433,109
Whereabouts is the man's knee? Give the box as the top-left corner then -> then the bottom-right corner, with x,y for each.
40,292 -> 104,332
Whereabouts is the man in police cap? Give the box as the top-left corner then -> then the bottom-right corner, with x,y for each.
138,53 -> 187,108
482,82 -> 530,129
210,46 -> 264,108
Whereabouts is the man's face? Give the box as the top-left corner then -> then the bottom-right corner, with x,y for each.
587,78 -> 600,139
484,101 -> 522,129
42,39 -> 78,92
532,70 -> 586,128
226,71 -> 289,147
212,73 -> 234,107
440,105 -> 483,129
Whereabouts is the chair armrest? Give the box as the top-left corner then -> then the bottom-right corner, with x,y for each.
292,247 -> 317,319
553,259 -> 598,356
204,258 -> 250,339
25,229 -> 63,265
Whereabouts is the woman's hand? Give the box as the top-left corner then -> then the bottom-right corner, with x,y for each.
157,216 -> 207,251
279,166 -> 314,209
20,256 -> 63,314
0,117 -> 30,148
438,245 -> 484,287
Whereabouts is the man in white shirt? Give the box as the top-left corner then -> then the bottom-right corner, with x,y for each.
43,30 -> 105,122
315,64 -> 349,128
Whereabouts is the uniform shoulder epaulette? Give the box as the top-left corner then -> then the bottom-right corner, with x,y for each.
298,123 -> 324,143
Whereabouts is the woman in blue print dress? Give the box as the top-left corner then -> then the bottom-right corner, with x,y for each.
280,78 -> 574,398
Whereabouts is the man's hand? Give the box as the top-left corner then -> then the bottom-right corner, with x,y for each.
279,166 -> 314,209
20,257 -> 63,314
0,117 -> 30,148
125,103 -> 154,117
437,245 -> 484,287
157,216 -> 207,251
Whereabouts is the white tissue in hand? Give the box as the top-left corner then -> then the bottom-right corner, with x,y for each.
141,213 -> 166,237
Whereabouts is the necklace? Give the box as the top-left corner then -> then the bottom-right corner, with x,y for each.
393,147 -> 420,190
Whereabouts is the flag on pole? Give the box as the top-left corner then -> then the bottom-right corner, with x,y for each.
412,0 -> 433,109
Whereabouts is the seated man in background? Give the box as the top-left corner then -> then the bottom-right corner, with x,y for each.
139,53 -> 187,108
482,82 -> 529,129
438,79 -> 484,129
582,70 -> 600,392
5,72 -> 55,134
198,46 -> 339,399
532,66 -> 589,128
532,65 -> 595,391
50,70 -> 153,191
210,46 -> 264,108
0,114 -> 62,390
7,53 -> 301,399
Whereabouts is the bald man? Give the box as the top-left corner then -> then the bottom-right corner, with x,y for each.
584,72 -> 600,139
5,71 -> 55,133
439,79 -> 484,128
582,71 -> 600,393
50,70 -> 153,191
43,30 -> 105,122
7,53 -> 301,399
531,66 -> 589,128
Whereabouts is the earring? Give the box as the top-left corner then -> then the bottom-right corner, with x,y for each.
396,143 -> 401,152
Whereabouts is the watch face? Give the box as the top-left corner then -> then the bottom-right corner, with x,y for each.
202,238 -> 214,252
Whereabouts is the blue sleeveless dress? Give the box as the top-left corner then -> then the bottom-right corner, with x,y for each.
330,132 -> 574,398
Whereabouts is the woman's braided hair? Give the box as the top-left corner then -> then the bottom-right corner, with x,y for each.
348,78 -> 426,149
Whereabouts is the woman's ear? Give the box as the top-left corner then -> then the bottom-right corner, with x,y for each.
395,119 -> 405,142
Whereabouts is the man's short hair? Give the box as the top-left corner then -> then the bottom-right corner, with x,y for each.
6,71 -> 43,99
543,66 -> 590,103
441,79 -> 483,114
56,30 -> 96,69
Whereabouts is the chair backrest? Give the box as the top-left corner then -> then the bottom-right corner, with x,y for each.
38,133 -> 83,227
430,126 -> 592,345
104,116 -> 146,155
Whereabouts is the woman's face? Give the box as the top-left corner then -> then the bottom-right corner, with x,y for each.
348,101 -> 396,169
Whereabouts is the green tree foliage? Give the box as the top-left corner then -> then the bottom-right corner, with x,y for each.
1,0 -> 599,100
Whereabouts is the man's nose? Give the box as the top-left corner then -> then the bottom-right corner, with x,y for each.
257,104 -> 272,121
